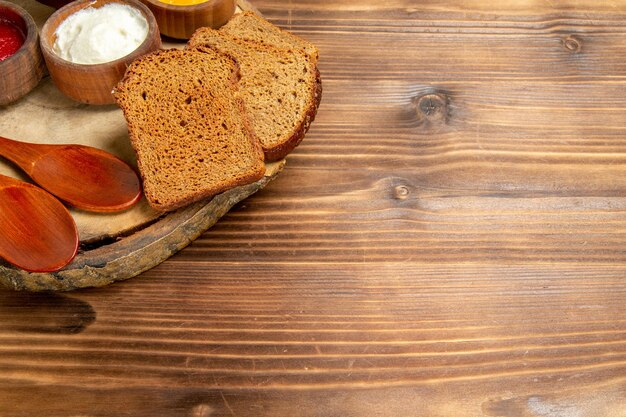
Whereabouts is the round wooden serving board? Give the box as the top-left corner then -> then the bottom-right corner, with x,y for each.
0,0 -> 280,291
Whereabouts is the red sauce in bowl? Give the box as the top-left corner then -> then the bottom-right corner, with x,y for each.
0,18 -> 25,61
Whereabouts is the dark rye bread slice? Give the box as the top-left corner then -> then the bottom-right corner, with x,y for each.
188,29 -> 322,161
221,11 -> 319,63
112,47 -> 265,212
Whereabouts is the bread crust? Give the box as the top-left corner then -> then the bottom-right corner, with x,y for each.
189,28 -> 322,162
113,47 -> 265,212
222,12 -> 322,159
263,65 -> 322,162
112,13 -> 322,211
222,11 -> 319,63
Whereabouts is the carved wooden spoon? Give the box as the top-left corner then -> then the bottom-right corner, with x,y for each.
0,136 -> 141,212
0,174 -> 78,272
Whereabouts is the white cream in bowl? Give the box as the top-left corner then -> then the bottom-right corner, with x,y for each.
53,3 -> 148,65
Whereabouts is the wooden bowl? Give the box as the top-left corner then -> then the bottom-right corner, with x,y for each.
34,0 -> 74,9
0,1 -> 45,106
40,0 -> 162,105
138,0 -> 235,40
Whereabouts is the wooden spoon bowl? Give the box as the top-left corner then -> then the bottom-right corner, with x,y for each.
0,135 -> 142,213
29,144 -> 143,212
39,0 -> 162,105
0,174 -> 78,272
0,1 -> 45,106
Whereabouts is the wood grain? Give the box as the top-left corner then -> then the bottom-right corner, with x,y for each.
2,0 -> 626,415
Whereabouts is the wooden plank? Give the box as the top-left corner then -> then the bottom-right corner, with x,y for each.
0,264 -> 625,415
169,165 -> 626,264
1,0 -> 626,416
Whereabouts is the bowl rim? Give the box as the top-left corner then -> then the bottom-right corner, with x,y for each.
40,0 -> 160,68
139,0 -> 234,12
0,0 -> 40,68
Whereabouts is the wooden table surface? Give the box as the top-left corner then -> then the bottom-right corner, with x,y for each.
2,0 -> 626,415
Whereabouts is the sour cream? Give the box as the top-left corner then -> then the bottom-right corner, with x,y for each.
53,3 -> 148,65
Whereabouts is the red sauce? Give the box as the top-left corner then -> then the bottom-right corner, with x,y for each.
0,18 -> 25,61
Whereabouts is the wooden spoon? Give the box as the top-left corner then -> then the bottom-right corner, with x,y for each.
0,135 -> 141,212
0,174 -> 78,272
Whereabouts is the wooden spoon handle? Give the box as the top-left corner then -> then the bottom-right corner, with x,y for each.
0,135 -> 54,175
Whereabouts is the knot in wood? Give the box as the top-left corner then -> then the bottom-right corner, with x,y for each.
394,185 -> 410,200
414,93 -> 447,122
562,35 -> 581,53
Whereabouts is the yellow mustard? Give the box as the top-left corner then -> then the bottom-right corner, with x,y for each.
158,0 -> 208,5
